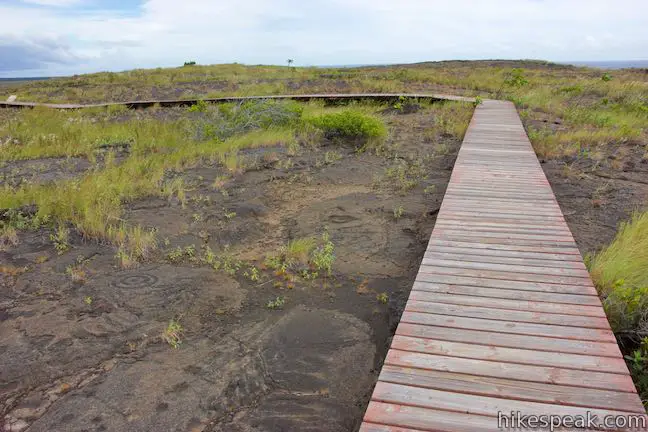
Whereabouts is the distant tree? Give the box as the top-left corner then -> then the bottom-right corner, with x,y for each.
287,59 -> 294,68
184,61 -> 197,67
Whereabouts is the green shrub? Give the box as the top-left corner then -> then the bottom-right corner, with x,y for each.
188,99 -> 208,113
192,99 -> 303,141
626,337 -> 648,403
307,110 -> 387,140
503,68 -> 529,88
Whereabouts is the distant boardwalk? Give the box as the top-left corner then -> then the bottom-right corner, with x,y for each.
360,100 -> 646,431
0,93 -> 474,109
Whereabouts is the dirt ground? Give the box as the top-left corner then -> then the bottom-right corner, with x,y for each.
0,109 -> 460,431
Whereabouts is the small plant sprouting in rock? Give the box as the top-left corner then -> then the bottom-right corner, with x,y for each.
166,245 -> 198,263
84,296 -> 93,305
244,266 -> 260,282
424,185 -> 437,195
224,210 -> 237,220
212,175 -> 229,190
167,246 -> 184,262
163,319 -> 183,349
199,245 -> 242,276
50,225 -> 70,254
323,150 -> 342,165
393,205 -> 404,220
266,296 -> 285,309
376,292 -> 389,304
66,265 -> 87,283
311,232 -> 335,277
264,231 -> 335,280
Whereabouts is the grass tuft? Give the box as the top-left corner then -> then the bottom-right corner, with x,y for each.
589,211 -> 648,335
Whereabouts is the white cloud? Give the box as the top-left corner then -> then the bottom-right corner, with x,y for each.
0,0 -> 647,77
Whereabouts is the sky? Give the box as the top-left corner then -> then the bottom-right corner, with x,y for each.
0,0 -> 647,77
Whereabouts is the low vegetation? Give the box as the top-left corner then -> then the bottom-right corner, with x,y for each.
588,213 -> 648,401
0,100 -> 385,268
2,59 -> 648,405
162,319 -> 183,349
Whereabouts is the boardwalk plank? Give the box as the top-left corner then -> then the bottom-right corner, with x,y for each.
412,281 -> 602,305
418,265 -> 595,287
408,290 -> 605,317
379,366 -> 645,413
390,335 -> 627,373
396,323 -> 620,357
384,350 -> 636,392
401,311 -> 616,342
423,250 -> 587,269
372,382 -> 644,420
405,301 -> 611,329
420,257 -> 591,277
363,401 -> 503,432
416,272 -> 598,295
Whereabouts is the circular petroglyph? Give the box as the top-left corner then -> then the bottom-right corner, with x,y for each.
112,273 -> 159,289
328,214 -> 359,224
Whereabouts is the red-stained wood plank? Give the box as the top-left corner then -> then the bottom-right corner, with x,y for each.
384,350 -> 636,392
400,311 -> 616,342
426,239 -> 581,255
435,220 -> 572,233
390,335 -> 628,373
360,100 -> 645,431
379,365 -> 645,413
415,272 -> 597,295
424,246 -> 584,264
412,281 -> 602,305
396,323 -> 621,357
408,290 -> 605,317
418,265 -> 596,288
359,421 -> 427,432
423,250 -> 587,269
363,401 -> 501,432
438,211 -> 567,223
420,257 -> 591,278
372,382 -> 645,421
405,301 -> 611,329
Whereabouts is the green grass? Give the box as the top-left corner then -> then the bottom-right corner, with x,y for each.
588,211 -> 648,404
589,211 -> 648,335
0,100 -> 386,268
265,232 -> 336,278
284,237 -> 318,264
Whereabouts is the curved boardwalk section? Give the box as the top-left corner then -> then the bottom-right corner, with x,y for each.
360,100 -> 646,431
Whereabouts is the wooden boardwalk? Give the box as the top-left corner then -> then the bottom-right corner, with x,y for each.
0,93 -> 474,109
360,100 -> 646,431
